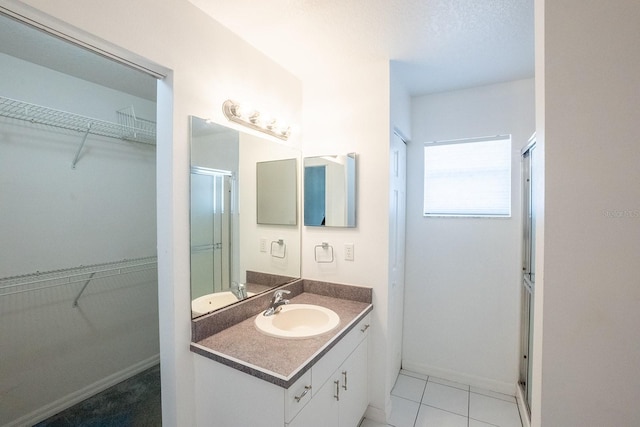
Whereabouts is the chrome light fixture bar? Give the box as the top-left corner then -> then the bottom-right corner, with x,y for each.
222,99 -> 291,141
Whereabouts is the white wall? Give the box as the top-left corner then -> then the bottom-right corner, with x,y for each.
3,1 -> 303,426
0,53 -> 158,425
403,79 -> 535,393
535,1 -> 640,425
301,59 -> 393,420
238,133 -> 301,281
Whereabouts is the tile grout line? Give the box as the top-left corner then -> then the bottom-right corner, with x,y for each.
412,375 -> 429,427
401,371 -> 520,427
423,375 -> 474,422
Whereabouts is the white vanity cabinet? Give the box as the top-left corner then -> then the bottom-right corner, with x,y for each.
286,313 -> 370,427
338,339 -> 369,426
287,339 -> 368,427
193,313 -> 370,427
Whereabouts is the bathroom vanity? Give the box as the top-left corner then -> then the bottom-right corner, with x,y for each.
191,279 -> 372,427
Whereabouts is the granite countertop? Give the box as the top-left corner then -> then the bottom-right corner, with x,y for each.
190,280 -> 372,388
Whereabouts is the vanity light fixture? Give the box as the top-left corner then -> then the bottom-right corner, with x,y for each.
222,99 -> 291,141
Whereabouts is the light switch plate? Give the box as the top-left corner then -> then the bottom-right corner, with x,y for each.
344,243 -> 354,261
260,238 -> 267,252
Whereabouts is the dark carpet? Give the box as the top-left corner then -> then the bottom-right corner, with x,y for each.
34,364 -> 161,427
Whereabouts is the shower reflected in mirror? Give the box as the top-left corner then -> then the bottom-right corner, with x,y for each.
190,116 -> 301,318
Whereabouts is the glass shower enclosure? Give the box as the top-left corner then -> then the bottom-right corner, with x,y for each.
190,169 -> 233,299
520,135 -> 537,416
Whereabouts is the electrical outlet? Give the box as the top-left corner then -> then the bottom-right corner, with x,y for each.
260,238 -> 267,252
344,243 -> 354,261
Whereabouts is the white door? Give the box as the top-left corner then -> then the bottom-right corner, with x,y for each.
389,132 -> 407,379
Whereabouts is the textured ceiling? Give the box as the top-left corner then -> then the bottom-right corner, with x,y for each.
0,1 -> 534,100
189,0 -> 535,95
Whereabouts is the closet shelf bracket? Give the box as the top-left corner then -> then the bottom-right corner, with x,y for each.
73,272 -> 96,307
71,123 -> 92,169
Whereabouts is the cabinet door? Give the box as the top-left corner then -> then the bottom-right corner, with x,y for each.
285,370 -> 313,423
339,339 -> 368,427
287,374 -> 339,427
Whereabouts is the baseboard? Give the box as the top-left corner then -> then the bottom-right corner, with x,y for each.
363,395 -> 393,424
516,385 -> 531,427
402,360 -> 516,396
7,354 -> 160,427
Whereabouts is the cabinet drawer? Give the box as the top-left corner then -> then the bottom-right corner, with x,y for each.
312,313 -> 371,395
285,369 -> 313,423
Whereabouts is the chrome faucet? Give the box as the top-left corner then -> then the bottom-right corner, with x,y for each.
230,282 -> 248,300
263,289 -> 291,316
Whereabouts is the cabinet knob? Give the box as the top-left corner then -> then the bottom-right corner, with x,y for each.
342,371 -> 348,390
360,324 -> 370,332
334,380 -> 340,401
294,385 -> 312,402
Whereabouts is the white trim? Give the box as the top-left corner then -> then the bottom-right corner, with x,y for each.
0,1 -> 169,79
521,132 -> 537,156
363,397 -> 392,424
424,134 -> 511,147
6,354 -> 160,427
401,360 -> 516,396
516,385 -> 532,427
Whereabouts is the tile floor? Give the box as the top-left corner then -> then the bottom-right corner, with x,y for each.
360,370 -> 523,427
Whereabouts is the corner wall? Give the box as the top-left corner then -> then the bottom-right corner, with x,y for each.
403,79 -> 535,393
301,59 -> 393,420
536,1 -> 640,425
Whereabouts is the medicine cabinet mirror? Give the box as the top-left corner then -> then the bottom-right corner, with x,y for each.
303,153 -> 357,227
190,116 -> 300,319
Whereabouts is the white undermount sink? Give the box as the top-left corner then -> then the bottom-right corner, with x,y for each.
254,304 -> 340,339
192,291 -> 255,316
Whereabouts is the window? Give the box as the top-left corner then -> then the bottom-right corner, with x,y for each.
423,136 -> 511,217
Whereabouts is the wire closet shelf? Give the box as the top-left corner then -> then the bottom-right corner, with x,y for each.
0,95 -> 156,145
0,256 -> 158,306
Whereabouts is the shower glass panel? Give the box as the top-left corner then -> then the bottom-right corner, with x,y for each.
190,170 -> 232,299
520,137 -> 536,416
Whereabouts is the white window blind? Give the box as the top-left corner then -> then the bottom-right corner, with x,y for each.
423,136 -> 511,217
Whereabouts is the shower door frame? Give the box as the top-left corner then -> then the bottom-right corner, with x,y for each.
519,136 -> 536,416
190,167 -> 234,297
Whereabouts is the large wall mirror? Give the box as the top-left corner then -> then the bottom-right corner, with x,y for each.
190,116 -> 300,318
304,153 -> 357,227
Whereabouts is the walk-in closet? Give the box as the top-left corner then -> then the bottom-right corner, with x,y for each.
0,14 -> 160,426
